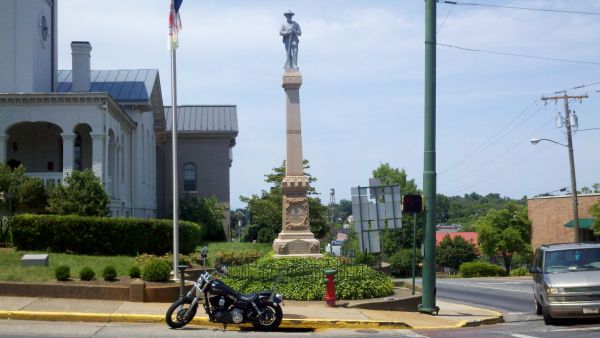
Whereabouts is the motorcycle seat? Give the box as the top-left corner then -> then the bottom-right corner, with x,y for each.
238,293 -> 258,302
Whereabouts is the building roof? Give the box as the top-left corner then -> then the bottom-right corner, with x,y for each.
164,105 -> 238,133
56,69 -> 159,104
435,232 -> 479,246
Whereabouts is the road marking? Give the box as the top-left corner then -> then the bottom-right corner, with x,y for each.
438,282 -> 532,294
510,334 -> 539,338
549,327 -> 600,333
481,282 -> 528,285
403,332 -> 430,338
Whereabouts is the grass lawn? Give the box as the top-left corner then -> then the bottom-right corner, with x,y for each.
203,241 -> 272,254
0,248 -> 136,282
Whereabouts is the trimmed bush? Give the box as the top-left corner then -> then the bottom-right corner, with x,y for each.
221,255 -> 393,301
55,265 -> 70,281
214,250 -> 263,266
388,249 -> 421,277
79,267 -> 95,281
510,267 -> 529,276
129,266 -> 141,279
142,259 -> 172,282
102,265 -> 117,281
10,214 -> 204,256
459,261 -> 506,278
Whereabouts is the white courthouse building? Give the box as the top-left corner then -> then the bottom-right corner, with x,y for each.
0,0 -> 238,222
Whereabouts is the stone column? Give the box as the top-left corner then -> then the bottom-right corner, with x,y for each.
61,133 -> 76,180
0,134 -> 7,163
91,134 -> 105,181
272,70 -> 321,257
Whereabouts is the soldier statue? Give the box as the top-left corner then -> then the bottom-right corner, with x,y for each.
279,10 -> 301,70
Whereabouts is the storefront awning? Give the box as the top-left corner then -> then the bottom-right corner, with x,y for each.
563,218 -> 595,229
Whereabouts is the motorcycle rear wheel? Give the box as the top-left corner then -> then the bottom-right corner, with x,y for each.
252,304 -> 283,331
165,297 -> 197,329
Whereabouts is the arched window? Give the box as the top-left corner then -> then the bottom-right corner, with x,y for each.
183,163 -> 197,192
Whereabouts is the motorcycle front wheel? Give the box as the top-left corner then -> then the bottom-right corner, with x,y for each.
165,297 -> 197,329
252,304 -> 283,331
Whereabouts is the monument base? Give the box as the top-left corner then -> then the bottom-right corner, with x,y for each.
272,236 -> 322,258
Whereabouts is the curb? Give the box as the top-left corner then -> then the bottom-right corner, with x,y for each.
0,311 -> 412,330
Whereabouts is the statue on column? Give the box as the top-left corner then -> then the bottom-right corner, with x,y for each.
280,10 -> 301,70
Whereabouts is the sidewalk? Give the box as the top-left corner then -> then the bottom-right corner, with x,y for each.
0,293 -> 503,330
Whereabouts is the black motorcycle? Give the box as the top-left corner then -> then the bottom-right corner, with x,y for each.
165,248 -> 284,330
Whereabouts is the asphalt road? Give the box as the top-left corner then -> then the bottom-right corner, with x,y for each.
433,277 -> 534,314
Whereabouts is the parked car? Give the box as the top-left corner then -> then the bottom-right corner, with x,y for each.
530,242 -> 600,325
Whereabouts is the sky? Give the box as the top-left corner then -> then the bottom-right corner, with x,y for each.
57,0 -> 600,209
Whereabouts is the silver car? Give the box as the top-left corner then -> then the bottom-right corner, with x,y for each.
531,243 -> 600,325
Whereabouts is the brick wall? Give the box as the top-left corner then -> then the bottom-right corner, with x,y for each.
528,194 -> 600,250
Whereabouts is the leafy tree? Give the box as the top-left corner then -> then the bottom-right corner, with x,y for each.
240,160 -> 330,243
0,164 -> 47,213
591,201 -> 600,236
477,202 -> 530,274
47,169 -> 110,216
372,163 -> 418,194
436,235 -> 478,274
180,195 -> 225,241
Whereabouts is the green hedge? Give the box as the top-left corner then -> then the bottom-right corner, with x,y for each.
221,255 -> 394,301
459,261 -> 506,278
10,214 -> 204,256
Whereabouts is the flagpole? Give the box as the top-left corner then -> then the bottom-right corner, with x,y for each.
170,1 -> 180,280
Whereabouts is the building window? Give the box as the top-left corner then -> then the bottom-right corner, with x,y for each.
183,163 -> 197,192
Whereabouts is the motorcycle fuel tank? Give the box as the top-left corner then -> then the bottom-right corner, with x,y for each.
210,279 -> 237,297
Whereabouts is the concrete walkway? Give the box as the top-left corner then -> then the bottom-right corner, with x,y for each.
0,292 -> 502,330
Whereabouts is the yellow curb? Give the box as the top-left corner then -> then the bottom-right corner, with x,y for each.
0,311 -> 109,323
109,314 -> 164,324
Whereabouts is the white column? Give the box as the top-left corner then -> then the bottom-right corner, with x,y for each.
0,134 -> 7,163
91,134 -> 105,181
61,133 -> 76,180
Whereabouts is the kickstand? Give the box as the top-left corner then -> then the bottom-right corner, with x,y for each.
222,323 -> 227,332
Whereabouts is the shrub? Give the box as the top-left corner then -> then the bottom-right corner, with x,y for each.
47,169 -> 111,217
459,261 -> 506,278
389,249 -> 421,277
142,259 -> 172,282
102,265 -> 117,281
129,266 -> 141,278
10,214 -> 204,255
79,267 -> 95,281
214,250 -> 263,266
221,255 -> 393,301
180,195 -> 226,241
55,265 -> 70,281
510,267 -> 529,276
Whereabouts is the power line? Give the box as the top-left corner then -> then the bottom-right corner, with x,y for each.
437,4 -> 455,33
439,99 -> 541,175
438,43 -> 600,66
437,0 -> 600,16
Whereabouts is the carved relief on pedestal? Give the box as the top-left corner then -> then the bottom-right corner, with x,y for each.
283,197 -> 309,231
309,241 -> 319,254
274,242 -> 286,255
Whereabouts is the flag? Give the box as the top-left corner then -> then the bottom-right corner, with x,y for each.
168,0 -> 183,51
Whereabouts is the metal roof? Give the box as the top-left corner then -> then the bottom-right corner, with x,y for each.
56,69 -> 159,103
164,105 -> 238,133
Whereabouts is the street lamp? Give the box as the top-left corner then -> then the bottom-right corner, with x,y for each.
530,137 -> 581,242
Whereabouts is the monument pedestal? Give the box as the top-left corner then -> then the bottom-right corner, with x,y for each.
272,70 -> 321,258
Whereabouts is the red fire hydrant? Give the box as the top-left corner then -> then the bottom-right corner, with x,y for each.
323,269 -> 337,307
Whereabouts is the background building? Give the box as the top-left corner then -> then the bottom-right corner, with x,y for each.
0,0 -> 237,223
528,194 -> 600,250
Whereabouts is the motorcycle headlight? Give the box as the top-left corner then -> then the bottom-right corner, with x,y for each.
274,293 -> 283,303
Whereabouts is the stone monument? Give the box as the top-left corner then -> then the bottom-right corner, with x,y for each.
273,11 -> 321,257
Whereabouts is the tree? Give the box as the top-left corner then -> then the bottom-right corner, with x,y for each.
180,195 -> 225,241
436,235 -> 478,274
591,201 -> 600,236
477,202 -> 530,274
0,164 -> 47,214
47,169 -> 110,217
372,163 -> 418,194
240,160 -> 330,243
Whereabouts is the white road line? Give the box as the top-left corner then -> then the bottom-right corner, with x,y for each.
438,282 -> 532,294
481,282 -> 529,285
510,334 -> 539,338
550,327 -> 600,333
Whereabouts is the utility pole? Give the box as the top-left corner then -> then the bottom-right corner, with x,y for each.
419,0 -> 438,315
329,188 -> 336,223
541,92 -> 587,243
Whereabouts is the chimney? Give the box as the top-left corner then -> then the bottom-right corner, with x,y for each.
71,41 -> 92,92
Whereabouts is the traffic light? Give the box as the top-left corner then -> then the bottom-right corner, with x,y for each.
402,194 -> 423,213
